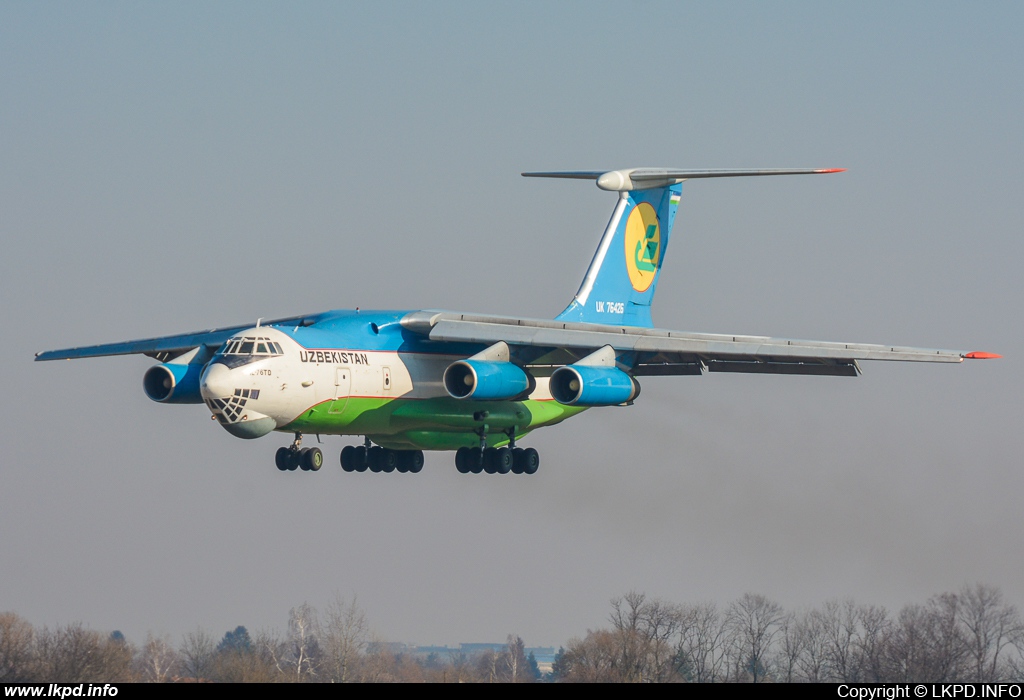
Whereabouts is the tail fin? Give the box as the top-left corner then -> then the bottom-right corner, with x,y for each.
523,168 -> 844,327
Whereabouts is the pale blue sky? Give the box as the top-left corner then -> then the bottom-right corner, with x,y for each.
2,2 -> 1022,646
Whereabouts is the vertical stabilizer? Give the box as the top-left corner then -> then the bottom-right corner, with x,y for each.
556,183 -> 682,327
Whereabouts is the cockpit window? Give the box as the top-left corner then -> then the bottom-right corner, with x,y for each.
221,336 -> 284,356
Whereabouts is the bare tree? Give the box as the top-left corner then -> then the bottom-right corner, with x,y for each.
33,624 -> 132,682
501,634 -> 530,682
675,602 -> 728,682
725,593 -> 785,682
136,634 -> 178,683
287,603 -> 321,682
361,638 -> 398,682
558,630 -> 623,682
776,612 -> 804,682
0,613 -> 34,682
958,583 -> 1022,681
178,628 -> 214,682
883,595 -> 967,682
852,603 -> 891,682
608,592 -> 681,682
321,594 -> 368,682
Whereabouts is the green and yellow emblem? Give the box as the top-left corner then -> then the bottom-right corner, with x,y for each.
624,202 -> 660,292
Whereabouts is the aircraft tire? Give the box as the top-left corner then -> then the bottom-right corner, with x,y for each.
395,451 -> 409,473
298,448 -> 311,471
381,449 -> 398,473
510,448 -> 525,474
408,450 -> 424,473
287,450 -> 301,471
276,447 -> 291,471
482,447 -> 498,474
469,447 -> 484,474
304,447 -> 323,472
523,447 -> 539,475
455,447 -> 470,474
367,446 -> 384,473
495,447 -> 513,474
353,446 -> 368,472
340,445 -> 355,472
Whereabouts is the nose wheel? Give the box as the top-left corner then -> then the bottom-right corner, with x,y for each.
274,433 -> 323,472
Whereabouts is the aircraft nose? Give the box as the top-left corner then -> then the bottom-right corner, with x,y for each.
200,362 -> 233,398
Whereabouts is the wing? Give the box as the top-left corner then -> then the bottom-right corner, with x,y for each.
35,313 -> 322,362
401,311 -> 998,377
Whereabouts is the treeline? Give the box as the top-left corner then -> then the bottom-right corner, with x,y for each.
3,585 -> 1023,682
552,584 -> 1024,683
0,597 -> 538,683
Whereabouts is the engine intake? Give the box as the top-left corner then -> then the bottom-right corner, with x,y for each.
443,360 -> 531,400
143,362 -> 205,404
549,365 -> 640,406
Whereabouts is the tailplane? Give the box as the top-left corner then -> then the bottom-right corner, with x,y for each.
523,168 -> 844,327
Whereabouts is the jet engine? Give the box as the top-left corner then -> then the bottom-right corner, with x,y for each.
443,359 -> 532,400
549,365 -> 640,406
143,362 -> 206,403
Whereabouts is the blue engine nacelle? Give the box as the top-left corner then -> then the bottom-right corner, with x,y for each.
443,359 -> 532,400
549,365 -> 641,406
143,362 -> 206,404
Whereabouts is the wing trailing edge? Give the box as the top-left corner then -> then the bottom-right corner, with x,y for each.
400,310 -> 981,374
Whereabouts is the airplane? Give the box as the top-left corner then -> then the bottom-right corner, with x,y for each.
35,167 -> 1000,475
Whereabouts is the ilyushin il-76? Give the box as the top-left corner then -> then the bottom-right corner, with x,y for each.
36,167 -> 999,475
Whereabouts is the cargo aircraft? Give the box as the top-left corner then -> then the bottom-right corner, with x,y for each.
36,168 -> 999,475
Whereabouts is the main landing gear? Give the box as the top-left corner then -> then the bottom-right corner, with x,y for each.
340,438 -> 424,474
455,428 -> 539,475
275,433 -> 324,472
455,446 -> 539,474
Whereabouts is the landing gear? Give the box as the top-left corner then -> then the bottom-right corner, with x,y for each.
276,433 -> 322,472
403,450 -> 424,473
275,447 -> 293,471
515,447 -> 539,475
300,447 -> 323,471
340,441 -> 369,472
339,439 -> 424,474
453,435 -> 538,476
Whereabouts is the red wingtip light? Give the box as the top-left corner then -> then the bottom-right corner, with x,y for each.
818,168 -> 847,173
964,352 -> 1002,359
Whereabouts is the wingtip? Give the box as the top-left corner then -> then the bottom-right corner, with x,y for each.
818,168 -> 846,174
964,351 -> 1002,359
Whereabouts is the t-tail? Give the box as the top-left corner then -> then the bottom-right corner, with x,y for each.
523,167 -> 845,327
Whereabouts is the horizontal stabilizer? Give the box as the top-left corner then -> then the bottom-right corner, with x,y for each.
523,168 -> 844,191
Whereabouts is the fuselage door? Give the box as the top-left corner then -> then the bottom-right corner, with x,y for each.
329,367 -> 351,415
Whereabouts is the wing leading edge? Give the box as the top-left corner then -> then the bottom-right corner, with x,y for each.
400,311 -> 998,377
35,313 -> 322,362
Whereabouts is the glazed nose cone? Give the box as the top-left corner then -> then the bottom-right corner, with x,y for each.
200,362 -> 233,399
